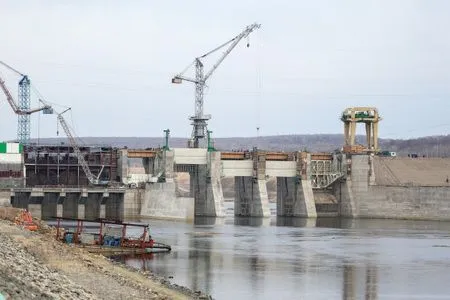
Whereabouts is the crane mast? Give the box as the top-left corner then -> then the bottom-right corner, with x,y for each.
0,61 -> 52,145
172,23 -> 261,148
57,110 -> 105,186
0,61 -> 34,144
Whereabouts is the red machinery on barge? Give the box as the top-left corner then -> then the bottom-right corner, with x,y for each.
54,217 -> 171,255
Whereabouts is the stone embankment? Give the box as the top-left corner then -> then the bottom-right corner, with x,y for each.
0,207 -> 210,300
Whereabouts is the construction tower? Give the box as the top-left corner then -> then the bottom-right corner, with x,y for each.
341,107 -> 381,153
17,75 -> 31,144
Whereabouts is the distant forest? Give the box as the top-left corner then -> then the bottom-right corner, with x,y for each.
29,134 -> 450,157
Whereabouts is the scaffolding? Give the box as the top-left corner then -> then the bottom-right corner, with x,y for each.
24,145 -> 118,187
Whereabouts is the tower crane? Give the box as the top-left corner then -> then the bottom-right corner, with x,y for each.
57,108 -> 107,186
172,23 -> 261,148
0,61 -> 53,144
0,61 -> 46,144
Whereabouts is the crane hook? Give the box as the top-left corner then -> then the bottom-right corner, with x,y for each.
247,36 -> 250,48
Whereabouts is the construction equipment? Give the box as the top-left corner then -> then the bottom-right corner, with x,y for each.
57,108 -> 108,186
172,23 -> 261,148
0,61 -> 52,144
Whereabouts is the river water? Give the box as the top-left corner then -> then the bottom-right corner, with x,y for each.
118,203 -> 450,300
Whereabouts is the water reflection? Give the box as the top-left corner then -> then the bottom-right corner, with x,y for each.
365,264 -> 378,300
115,216 -> 450,300
276,216 -> 316,227
342,262 -> 378,300
194,216 -> 220,226
188,236 -> 213,293
343,264 -> 355,300
234,216 -> 270,227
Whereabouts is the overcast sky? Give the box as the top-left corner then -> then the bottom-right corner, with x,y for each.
1,1 -> 449,141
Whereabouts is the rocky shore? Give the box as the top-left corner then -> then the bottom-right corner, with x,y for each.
0,209 -> 210,299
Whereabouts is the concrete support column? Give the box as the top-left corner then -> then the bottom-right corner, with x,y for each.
344,122 -> 350,145
295,152 -> 317,217
350,122 -> 357,145
85,193 -> 102,220
142,157 -> 155,176
78,189 -> 88,220
189,152 -> 225,217
234,151 -> 270,217
117,149 -> 128,184
41,192 -> 58,220
56,190 -> 65,218
366,122 -> 372,149
78,204 -> 85,220
100,192 -> 107,219
277,177 -> 295,216
205,151 -> 225,217
28,190 -> 42,220
189,174 -> 195,197
163,150 -> 174,181
373,122 -> 379,150
106,193 -> 124,221
64,193 -> 80,219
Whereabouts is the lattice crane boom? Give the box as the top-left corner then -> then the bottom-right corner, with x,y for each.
0,74 -> 51,115
57,109 -> 105,186
172,23 -> 261,148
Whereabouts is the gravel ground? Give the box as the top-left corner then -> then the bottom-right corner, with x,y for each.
0,219 -> 211,300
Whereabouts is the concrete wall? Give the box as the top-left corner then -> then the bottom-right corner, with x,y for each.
85,193 -> 102,220
124,189 -> 143,219
0,190 -> 11,207
106,193 -> 124,220
141,182 -> 194,220
63,193 -> 80,219
337,154 -> 450,221
358,185 -> 450,220
41,193 -> 58,220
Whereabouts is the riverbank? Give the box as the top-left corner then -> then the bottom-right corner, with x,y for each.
0,210 -> 210,299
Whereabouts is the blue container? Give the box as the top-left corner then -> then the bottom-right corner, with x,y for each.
65,233 -> 73,244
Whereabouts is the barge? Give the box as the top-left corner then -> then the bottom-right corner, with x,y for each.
53,217 -> 171,256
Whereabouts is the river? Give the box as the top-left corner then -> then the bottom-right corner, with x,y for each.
117,203 -> 450,299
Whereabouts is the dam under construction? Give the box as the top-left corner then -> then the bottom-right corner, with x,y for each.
2,106 -> 448,222
4,145 -> 450,222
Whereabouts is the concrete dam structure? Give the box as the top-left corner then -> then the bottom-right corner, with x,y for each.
136,148 -> 342,220
338,155 -> 450,221
6,146 -> 450,222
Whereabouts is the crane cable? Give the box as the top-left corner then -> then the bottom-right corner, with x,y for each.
254,30 -> 262,139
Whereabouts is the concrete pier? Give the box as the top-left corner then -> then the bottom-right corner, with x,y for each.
141,150 -> 195,220
193,152 -> 225,217
234,151 -> 270,217
85,193 -> 101,220
141,149 -> 225,219
10,188 -> 126,221
276,152 -> 317,217
63,193 -> 80,219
